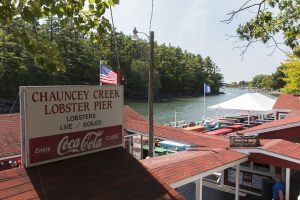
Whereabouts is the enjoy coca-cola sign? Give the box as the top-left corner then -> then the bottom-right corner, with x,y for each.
20,85 -> 123,167
57,131 -> 103,156
29,126 -> 122,164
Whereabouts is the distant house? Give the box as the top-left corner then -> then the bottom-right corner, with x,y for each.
241,116 -> 300,143
272,94 -> 300,120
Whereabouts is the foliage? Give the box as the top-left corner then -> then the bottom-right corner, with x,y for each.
225,80 -> 249,88
250,74 -> 268,88
271,65 -> 286,90
226,0 -> 300,52
281,49 -> 300,94
249,73 -> 282,90
226,1 -> 299,93
0,0 -> 118,71
0,18 -> 224,102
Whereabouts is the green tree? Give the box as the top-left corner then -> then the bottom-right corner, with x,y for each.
261,75 -> 273,90
225,0 -> 300,51
0,17 -> 225,101
226,1 -> 300,93
271,66 -> 286,90
0,0 -> 118,71
281,52 -> 300,94
126,60 -> 160,98
250,74 -> 266,88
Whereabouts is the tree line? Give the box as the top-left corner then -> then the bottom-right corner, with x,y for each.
226,55 -> 299,94
0,17 -> 224,101
226,65 -> 285,91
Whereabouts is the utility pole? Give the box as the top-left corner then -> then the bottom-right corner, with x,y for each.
148,31 -> 154,157
131,28 -> 155,158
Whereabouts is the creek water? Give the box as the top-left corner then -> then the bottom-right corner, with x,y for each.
126,88 -> 275,124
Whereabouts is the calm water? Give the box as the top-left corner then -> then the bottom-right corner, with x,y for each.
126,88 -> 275,124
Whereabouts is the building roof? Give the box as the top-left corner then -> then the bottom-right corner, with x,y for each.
230,139 -> 300,167
0,147 -> 184,200
259,139 -> 300,161
206,128 -> 233,135
141,148 -> 247,188
240,115 -> 300,136
125,120 -> 229,149
287,110 -> 300,118
124,105 -> 147,125
1,105 -> 299,199
0,106 -> 146,160
272,94 -> 300,111
0,113 -> 20,159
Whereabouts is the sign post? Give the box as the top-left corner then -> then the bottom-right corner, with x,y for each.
20,85 -> 123,167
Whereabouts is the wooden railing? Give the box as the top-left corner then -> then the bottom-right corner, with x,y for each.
229,135 -> 260,147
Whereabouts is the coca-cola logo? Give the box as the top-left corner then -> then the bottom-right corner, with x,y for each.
57,131 -> 103,156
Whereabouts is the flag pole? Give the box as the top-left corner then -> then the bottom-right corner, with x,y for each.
174,110 -> 177,127
100,60 -> 103,86
203,83 -> 206,119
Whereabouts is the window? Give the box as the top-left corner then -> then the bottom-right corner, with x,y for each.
253,162 -> 269,173
278,113 -> 288,120
241,161 -> 251,168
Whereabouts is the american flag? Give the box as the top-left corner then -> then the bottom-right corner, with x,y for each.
100,64 -> 117,85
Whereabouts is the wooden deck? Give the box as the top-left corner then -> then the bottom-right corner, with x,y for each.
176,180 -> 260,200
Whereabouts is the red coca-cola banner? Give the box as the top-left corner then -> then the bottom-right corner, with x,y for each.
29,125 -> 122,164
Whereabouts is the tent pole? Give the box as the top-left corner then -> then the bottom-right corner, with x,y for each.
247,111 -> 250,125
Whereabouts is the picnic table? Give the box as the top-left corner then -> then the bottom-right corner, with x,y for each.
206,128 -> 233,136
183,125 -> 205,132
227,124 -> 244,131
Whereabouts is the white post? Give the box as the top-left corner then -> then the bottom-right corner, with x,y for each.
270,165 -> 275,177
20,87 -> 27,166
235,164 -> 240,200
128,137 -> 132,154
195,178 -> 203,200
131,137 -> 134,154
250,161 -> 254,170
286,168 -> 290,200
175,110 -> 177,127
220,170 -> 224,186
247,111 -> 250,125
203,83 -> 206,119
140,135 -> 143,160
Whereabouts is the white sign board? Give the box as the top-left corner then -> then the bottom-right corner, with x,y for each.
20,85 -> 123,167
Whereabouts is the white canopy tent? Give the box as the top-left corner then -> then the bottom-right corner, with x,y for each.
208,93 -> 276,123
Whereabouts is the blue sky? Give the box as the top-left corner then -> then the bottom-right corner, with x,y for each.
108,0 -> 288,83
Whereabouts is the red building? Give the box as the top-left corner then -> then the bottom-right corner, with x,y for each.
273,94 -> 300,120
1,105 -> 300,199
240,115 -> 300,143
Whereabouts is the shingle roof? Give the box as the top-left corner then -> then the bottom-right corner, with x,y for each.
260,139 -> 300,161
240,115 -> 300,135
0,114 -> 20,158
141,148 -> 247,186
0,147 -> 184,200
287,110 -> 300,118
0,106 -> 146,160
124,105 -> 147,124
125,120 -> 229,149
272,94 -> 300,110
